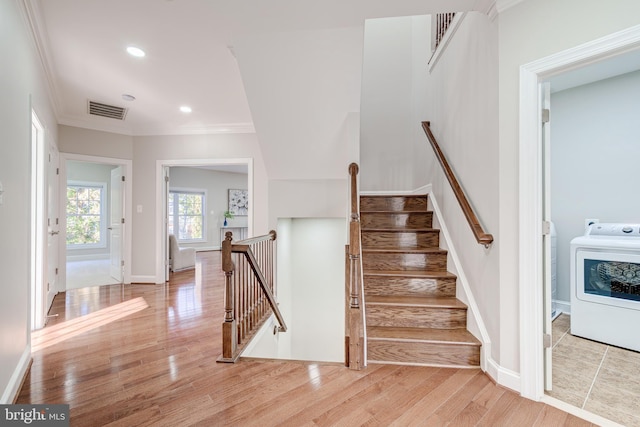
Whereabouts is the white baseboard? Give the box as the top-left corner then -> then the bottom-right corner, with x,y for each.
486,357 -> 521,393
66,253 -> 109,262
1,345 -> 31,404
553,299 -> 570,316
130,275 -> 158,284
195,246 -> 220,252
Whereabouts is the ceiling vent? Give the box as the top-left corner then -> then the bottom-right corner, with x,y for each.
88,100 -> 128,120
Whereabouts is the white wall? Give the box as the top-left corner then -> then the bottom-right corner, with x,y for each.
243,218 -> 346,362
551,70 -> 640,304
0,0 -> 58,403
360,15 -> 431,191
59,125 -> 133,160
234,27 -> 363,181
422,12 -> 501,367
169,167 -> 248,250
499,0 -> 640,374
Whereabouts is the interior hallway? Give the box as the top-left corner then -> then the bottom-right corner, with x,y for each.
19,252 -> 596,426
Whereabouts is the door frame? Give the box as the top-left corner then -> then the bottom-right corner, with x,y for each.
59,153 -> 133,285
155,158 -> 253,284
519,25 -> 640,400
30,109 -> 46,330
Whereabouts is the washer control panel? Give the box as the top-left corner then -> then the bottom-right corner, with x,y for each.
587,223 -> 640,237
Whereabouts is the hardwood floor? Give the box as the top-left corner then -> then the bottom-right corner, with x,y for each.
18,251 -> 596,426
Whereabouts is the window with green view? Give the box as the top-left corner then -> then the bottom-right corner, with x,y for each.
66,183 -> 106,247
168,190 -> 205,241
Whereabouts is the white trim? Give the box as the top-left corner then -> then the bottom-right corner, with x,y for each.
19,0 -> 61,120
130,275 -> 157,284
1,345 -> 31,404
495,0 -> 526,15
427,188 -> 495,377
428,13 -> 467,72
519,24 -> 640,401
553,299 -> 571,316
66,254 -> 109,262
195,246 -> 220,252
60,153 -> 133,286
156,158 -> 253,284
486,357 -> 521,392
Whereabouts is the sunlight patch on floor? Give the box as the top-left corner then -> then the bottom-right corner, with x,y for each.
32,297 -> 149,352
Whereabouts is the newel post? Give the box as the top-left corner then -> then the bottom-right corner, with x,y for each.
348,162 -> 361,309
220,231 -> 237,362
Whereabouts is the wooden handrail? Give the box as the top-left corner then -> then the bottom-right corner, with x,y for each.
422,122 -> 494,247
345,163 -> 365,370
218,230 -> 285,363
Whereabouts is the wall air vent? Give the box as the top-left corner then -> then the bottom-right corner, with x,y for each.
88,100 -> 128,120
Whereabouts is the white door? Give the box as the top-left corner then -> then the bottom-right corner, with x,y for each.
46,142 -> 60,314
541,82 -> 553,391
109,166 -> 124,282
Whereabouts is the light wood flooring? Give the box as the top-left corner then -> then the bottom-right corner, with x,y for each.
18,251 -> 596,426
549,313 -> 640,426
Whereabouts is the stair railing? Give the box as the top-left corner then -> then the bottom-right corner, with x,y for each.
345,163 -> 365,370
422,121 -> 494,247
218,230 -> 286,363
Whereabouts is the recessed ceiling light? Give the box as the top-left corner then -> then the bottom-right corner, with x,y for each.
126,46 -> 145,57
122,94 -> 136,101
180,106 -> 192,113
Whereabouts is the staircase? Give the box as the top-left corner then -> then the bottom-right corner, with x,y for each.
360,194 -> 480,368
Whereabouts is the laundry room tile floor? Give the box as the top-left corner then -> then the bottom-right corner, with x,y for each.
548,313 -> 640,426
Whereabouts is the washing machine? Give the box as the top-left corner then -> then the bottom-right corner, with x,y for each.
570,223 -> 640,352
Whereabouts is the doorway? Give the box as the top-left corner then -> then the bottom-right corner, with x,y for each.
519,25 -> 640,402
155,158 -> 253,283
60,154 -> 132,289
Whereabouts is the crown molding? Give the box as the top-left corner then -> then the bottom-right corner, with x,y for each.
19,0 -> 62,120
495,0 -> 526,14
58,115 -> 256,137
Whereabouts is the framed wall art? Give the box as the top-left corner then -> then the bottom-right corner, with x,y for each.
228,189 -> 248,216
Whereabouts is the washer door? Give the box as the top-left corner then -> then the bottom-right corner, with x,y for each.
576,249 -> 640,310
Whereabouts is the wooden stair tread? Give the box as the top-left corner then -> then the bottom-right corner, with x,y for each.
361,228 -> 438,232
366,295 -> 467,309
367,326 -> 481,345
361,210 -> 431,213
363,248 -> 446,254
364,270 -> 456,279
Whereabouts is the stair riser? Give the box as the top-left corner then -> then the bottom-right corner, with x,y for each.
364,276 -> 456,298
367,340 -> 480,367
360,196 -> 428,212
366,306 -> 467,329
361,212 -> 433,229
362,231 -> 439,249
362,252 -> 447,271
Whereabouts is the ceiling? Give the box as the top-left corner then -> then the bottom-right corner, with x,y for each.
26,0 -> 495,137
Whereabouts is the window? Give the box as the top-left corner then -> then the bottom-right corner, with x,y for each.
168,190 -> 205,241
66,182 -> 107,248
